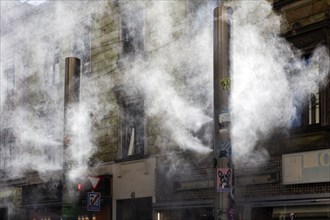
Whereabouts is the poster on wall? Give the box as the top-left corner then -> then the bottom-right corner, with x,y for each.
217,168 -> 232,192
282,149 -> 330,185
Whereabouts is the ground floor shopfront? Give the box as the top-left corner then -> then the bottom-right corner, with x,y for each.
92,157 -> 156,220
116,197 -> 152,220
0,157 -> 156,220
236,194 -> 330,220
234,148 -> 330,220
154,200 -> 214,220
0,180 -> 24,220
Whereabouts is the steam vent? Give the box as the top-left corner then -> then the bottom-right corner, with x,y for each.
0,0 -> 329,220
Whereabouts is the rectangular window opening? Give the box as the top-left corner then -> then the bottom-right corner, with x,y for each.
120,100 -> 145,160
308,61 -> 320,125
121,9 -> 144,57
291,56 -> 321,128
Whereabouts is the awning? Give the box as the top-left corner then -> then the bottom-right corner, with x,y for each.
21,201 -> 62,208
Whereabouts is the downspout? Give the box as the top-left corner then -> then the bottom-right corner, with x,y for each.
62,57 -> 81,219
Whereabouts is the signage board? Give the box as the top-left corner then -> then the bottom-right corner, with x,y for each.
283,149 -> 330,184
88,176 -> 102,191
87,192 -> 101,211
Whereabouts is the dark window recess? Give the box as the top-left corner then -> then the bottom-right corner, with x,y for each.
81,33 -> 91,75
307,56 -> 320,126
22,182 -> 62,205
251,207 -> 272,220
43,41 -> 60,85
53,45 -> 60,84
308,92 -> 320,125
121,101 -> 145,159
182,208 -> 214,220
0,208 -> 8,220
121,10 -> 144,56
5,64 -> 15,91
0,129 -> 15,170
73,25 -> 91,75
117,197 -> 152,220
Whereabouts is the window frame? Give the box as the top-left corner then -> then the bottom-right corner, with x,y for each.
117,96 -> 147,161
120,8 -> 145,58
290,55 -> 325,133
283,18 -> 330,130
72,19 -> 91,76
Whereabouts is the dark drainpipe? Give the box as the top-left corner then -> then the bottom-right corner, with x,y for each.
62,57 -> 81,219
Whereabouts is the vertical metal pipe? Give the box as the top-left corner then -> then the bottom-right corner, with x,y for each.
62,57 -> 81,219
64,57 -> 80,107
64,57 -> 81,143
214,5 -> 233,220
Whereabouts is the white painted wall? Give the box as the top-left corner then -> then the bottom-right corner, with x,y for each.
90,157 -> 156,220
112,157 -> 156,220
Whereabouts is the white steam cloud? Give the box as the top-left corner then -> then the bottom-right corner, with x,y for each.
230,1 -> 330,165
0,0 -> 108,180
119,1 -> 215,155
3,0 -> 328,178
65,103 -> 93,180
20,0 -> 47,6
1,0 -> 216,181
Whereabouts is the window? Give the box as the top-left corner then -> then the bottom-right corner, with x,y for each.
291,57 -> 320,128
22,182 -> 62,205
0,128 -> 15,170
44,42 -> 60,85
119,100 -> 145,160
5,59 -> 15,92
309,92 -> 319,125
308,61 -> 320,125
53,45 -> 60,85
0,208 -> 8,220
121,9 -> 144,57
73,22 -> 91,75
81,29 -> 91,75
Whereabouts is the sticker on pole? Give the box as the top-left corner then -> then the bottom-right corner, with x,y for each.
87,192 -> 101,211
217,168 -> 232,192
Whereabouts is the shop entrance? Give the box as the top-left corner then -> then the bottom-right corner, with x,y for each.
0,208 -> 8,220
181,207 -> 213,220
117,197 -> 152,220
251,207 -> 273,220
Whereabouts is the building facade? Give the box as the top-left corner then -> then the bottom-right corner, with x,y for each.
235,0 -> 330,219
1,0 -> 329,220
0,0 -> 214,219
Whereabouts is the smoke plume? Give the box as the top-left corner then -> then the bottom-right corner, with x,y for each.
0,0 -> 108,180
1,0 -> 216,180
230,1 -> 330,165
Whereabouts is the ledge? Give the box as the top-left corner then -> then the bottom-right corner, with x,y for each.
114,154 -> 150,163
153,199 -> 214,210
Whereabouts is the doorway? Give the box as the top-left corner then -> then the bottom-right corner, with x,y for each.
0,208 -> 8,220
117,197 -> 152,220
